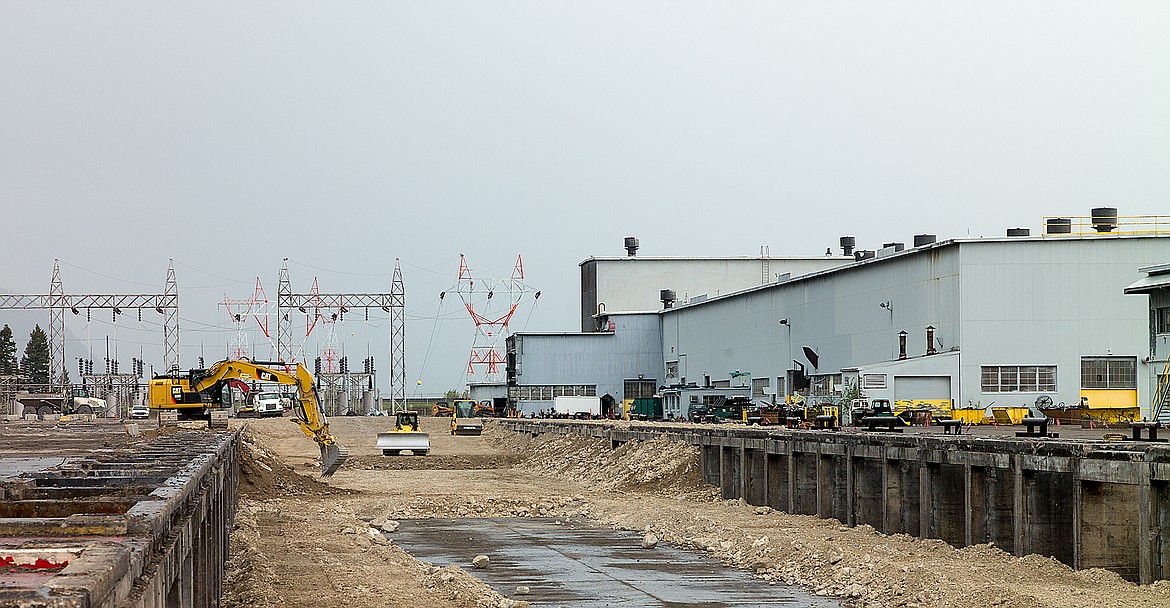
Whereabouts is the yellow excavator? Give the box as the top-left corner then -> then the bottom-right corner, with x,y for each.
147,359 -> 348,476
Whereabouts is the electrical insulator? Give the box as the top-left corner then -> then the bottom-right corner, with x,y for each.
199,357 -> 205,368
78,358 -> 84,376
314,357 -> 322,376
86,309 -> 91,322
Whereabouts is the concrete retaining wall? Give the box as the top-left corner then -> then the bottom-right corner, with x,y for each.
0,428 -> 239,607
500,420 -> 1170,583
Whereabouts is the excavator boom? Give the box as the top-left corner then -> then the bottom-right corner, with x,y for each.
190,359 -> 349,476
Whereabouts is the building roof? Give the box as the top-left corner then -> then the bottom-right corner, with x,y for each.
661,233 -> 1170,312
1124,263 -> 1170,294
579,255 -> 852,267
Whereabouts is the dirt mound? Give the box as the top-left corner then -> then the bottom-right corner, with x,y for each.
238,429 -> 353,497
495,429 -> 714,499
346,453 -> 524,471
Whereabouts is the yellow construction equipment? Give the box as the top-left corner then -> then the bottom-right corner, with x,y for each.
450,399 -> 483,436
375,411 -> 431,455
147,359 -> 348,476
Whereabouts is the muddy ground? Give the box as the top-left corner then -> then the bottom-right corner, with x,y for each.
221,416 -> 1170,608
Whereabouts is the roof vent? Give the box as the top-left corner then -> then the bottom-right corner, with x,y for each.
881,242 -> 905,252
624,236 -> 640,257
1006,227 -> 1030,237
660,289 -> 676,309
1091,207 -> 1118,233
854,250 -> 876,261
839,236 -> 856,257
913,234 -> 936,247
1046,218 -> 1072,234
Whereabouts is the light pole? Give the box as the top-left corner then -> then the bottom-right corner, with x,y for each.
778,319 -> 791,400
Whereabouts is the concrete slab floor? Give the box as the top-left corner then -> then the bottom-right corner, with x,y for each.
392,518 -> 841,608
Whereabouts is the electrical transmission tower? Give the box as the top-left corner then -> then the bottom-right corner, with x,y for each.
274,258 -> 406,413
0,259 -> 180,385
446,254 -> 538,383
390,260 -> 406,413
219,277 -> 274,360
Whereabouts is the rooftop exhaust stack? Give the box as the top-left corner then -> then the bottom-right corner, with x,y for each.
1046,218 -> 1072,234
1091,207 -> 1118,233
660,289 -> 676,309
624,236 -> 640,257
840,236 -> 856,257
1006,227 -> 1030,237
913,234 -> 936,247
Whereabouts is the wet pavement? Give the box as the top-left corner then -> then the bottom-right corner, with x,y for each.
392,518 -> 841,608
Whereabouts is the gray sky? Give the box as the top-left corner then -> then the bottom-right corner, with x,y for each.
2,2 -> 1168,393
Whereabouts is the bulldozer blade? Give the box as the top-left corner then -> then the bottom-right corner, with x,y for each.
320,443 -> 349,477
452,421 -> 483,436
375,432 -> 431,455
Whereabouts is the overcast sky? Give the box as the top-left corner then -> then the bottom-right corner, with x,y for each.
2,2 -> 1168,394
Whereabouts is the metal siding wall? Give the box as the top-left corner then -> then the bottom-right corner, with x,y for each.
516,314 -> 663,403
959,239 -> 1170,416
663,247 -> 962,396
591,258 -> 850,321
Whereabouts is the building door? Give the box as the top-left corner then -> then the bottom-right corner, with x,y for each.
893,376 -> 952,409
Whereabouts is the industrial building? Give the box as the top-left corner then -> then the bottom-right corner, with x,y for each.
1124,262 -> 1170,422
579,237 -> 851,332
508,213 -> 1170,421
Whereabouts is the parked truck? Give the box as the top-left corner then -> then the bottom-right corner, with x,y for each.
17,386 -> 107,417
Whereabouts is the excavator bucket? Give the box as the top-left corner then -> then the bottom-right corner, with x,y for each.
375,431 -> 431,455
320,443 -> 349,477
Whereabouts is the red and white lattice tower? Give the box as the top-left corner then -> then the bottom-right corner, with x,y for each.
449,254 -> 538,382
218,278 -> 275,360
303,278 -> 344,373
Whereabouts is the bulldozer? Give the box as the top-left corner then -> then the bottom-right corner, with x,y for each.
376,411 -> 431,455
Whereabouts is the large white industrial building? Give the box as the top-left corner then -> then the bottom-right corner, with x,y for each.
508,216 -> 1170,421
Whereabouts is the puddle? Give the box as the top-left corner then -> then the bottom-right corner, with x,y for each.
393,518 -> 841,607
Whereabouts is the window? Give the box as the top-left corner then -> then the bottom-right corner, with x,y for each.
1081,357 -> 1137,389
862,374 -> 887,390
811,374 -> 843,397
510,385 -> 597,401
1158,308 -> 1170,334
981,365 -> 1056,393
751,377 -> 769,398
666,361 -> 679,379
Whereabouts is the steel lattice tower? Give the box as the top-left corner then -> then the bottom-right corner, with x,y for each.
389,260 -> 406,413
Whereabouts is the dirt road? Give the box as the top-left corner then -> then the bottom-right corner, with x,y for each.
222,416 -> 1170,608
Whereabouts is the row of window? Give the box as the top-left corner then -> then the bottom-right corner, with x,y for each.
979,357 -> 1136,393
508,384 -> 597,401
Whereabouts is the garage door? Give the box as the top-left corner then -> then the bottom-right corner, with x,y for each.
894,376 -> 951,401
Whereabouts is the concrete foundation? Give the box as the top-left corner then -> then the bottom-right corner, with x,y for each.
0,421 -> 239,607
500,420 -> 1170,583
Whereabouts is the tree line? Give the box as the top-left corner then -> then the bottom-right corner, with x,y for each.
0,323 -> 52,384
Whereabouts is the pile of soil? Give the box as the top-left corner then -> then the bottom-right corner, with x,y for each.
237,429 -> 352,498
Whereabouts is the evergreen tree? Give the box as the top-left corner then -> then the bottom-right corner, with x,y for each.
20,325 -> 50,384
0,324 -> 17,375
